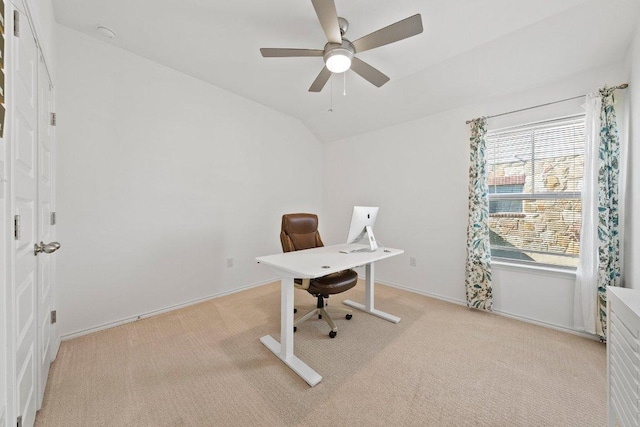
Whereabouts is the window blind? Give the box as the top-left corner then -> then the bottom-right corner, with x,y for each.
485,115 -> 585,268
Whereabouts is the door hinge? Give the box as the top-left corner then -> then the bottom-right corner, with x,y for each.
51,211 -> 57,225
13,10 -> 19,37
51,112 -> 57,126
14,215 -> 20,240
51,310 -> 57,324
17,415 -> 22,427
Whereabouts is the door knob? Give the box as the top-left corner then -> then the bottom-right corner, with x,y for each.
34,241 -> 61,256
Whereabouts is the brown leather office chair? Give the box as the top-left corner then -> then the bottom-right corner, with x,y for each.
280,213 -> 358,338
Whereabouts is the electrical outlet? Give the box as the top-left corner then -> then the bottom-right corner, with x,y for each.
226,258 -> 234,268
409,256 -> 417,267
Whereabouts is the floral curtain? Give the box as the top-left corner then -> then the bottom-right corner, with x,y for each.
465,118 -> 493,311
595,87 -> 622,337
575,87 -> 622,338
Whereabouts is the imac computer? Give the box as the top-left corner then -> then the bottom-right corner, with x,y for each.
340,206 -> 379,253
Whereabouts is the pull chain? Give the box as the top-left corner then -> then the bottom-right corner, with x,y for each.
328,77 -> 333,112
343,72 -> 346,96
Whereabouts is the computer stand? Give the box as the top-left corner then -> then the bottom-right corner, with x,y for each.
364,225 -> 378,251
340,226 -> 379,253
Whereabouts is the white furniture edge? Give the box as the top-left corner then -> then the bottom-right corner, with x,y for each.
607,286 -> 640,427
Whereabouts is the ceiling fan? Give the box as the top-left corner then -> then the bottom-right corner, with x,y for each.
260,0 -> 423,92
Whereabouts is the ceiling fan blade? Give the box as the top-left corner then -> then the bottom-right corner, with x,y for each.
309,67 -> 332,92
350,57 -> 390,87
352,14 -> 423,53
311,0 -> 342,44
260,48 -> 324,57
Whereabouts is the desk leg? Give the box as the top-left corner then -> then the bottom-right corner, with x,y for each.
343,263 -> 401,324
260,277 -> 323,387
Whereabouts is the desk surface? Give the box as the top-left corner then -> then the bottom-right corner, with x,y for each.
256,244 -> 404,278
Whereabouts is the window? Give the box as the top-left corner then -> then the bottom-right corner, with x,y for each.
486,115 -> 585,268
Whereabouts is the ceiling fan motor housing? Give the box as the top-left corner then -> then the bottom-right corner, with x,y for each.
338,17 -> 349,36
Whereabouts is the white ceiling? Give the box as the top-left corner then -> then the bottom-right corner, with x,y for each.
53,0 -> 639,142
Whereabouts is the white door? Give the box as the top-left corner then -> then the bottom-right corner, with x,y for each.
36,52 -> 55,409
13,10 -> 39,427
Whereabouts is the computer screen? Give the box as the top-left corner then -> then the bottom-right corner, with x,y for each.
346,206 -> 379,250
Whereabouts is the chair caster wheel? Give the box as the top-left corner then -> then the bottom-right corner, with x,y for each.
346,314 -> 353,320
329,331 -> 337,338
294,326 -> 297,333
318,314 -> 322,319
294,308 -> 297,314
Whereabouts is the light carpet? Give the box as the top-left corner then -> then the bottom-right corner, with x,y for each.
36,281 -> 606,426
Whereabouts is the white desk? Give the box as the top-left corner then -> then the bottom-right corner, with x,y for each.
256,244 -> 404,386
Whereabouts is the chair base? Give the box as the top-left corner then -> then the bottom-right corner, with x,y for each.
294,296 -> 353,337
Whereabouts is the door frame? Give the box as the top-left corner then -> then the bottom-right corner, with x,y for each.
0,2 -> 12,423
3,5 -> 18,426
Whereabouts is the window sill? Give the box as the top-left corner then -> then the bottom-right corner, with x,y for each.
492,260 -> 577,279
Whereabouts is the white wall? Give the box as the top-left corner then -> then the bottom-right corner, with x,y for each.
55,25 -> 323,338
52,7 -> 639,340
323,62 -> 627,333
624,18 -> 640,290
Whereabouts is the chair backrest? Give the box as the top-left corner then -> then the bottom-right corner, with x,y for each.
280,213 -> 325,253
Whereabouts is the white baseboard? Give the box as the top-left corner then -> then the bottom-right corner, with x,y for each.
373,278 -> 599,341
53,336 -> 61,360
361,276 -> 467,307
490,308 -> 599,340
61,279 -> 278,341
61,276 -> 598,343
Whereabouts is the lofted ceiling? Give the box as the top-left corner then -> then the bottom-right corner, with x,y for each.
53,0 -> 639,143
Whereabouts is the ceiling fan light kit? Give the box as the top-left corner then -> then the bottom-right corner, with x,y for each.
324,42 -> 354,73
260,0 -> 423,92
